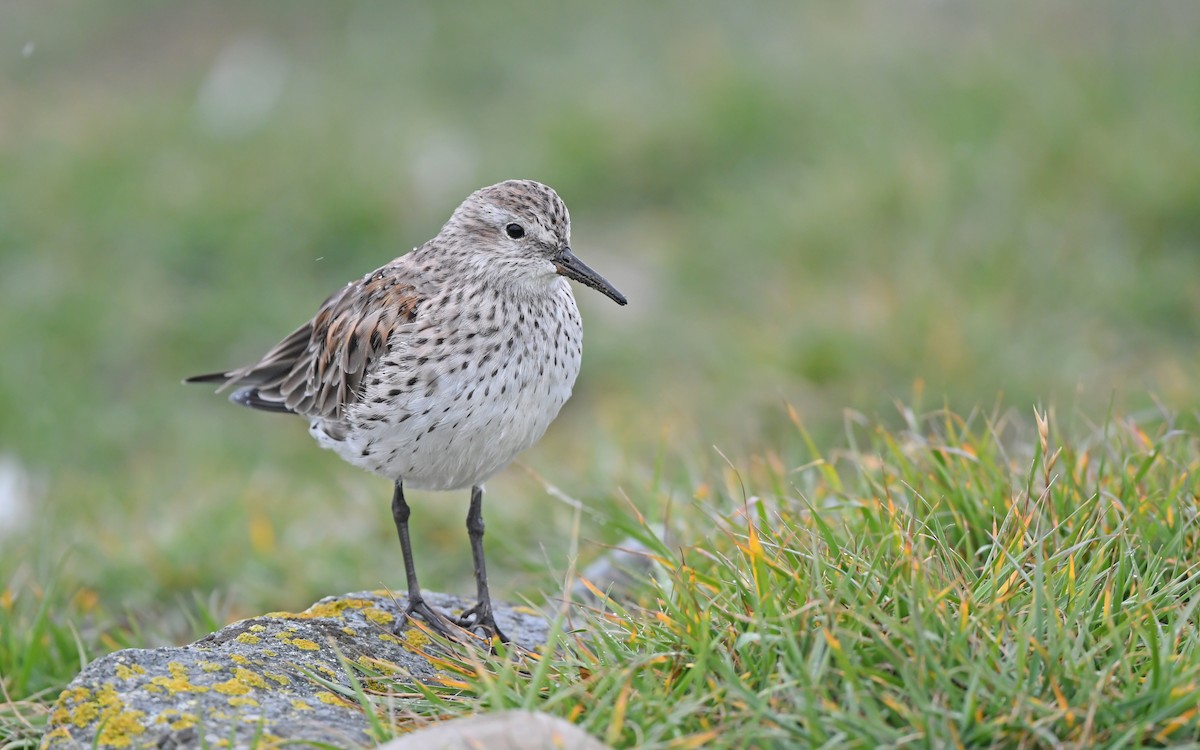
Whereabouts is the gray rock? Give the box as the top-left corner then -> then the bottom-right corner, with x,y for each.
378,710 -> 612,750
41,591 -> 549,749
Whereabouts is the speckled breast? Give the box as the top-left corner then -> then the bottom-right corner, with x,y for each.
324,281 -> 585,491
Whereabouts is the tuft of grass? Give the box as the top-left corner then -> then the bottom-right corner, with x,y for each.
0,571 -> 83,748
361,408 -> 1200,749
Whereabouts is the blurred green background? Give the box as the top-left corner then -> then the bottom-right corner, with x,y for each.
1,1 -> 1197,643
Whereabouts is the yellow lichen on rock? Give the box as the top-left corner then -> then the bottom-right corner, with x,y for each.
270,597 -> 392,622
50,686 -> 87,728
213,678 -> 249,696
42,727 -> 71,743
114,663 -> 146,681
148,662 -> 209,695
42,593 -> 545,749
363,607 -> 394,625
157,709 -> 199,731
70,698 -> 99,727
402,629 -> 431,648
304,598 -> 372,618
263,670 -> 290,685
79,683 -> 148,748
55,684 -> 90,723
97,709 -> 148,748
297,600 -> 354,618
234,667 -> 267,688
213,666 -> 267,696
315,691 -> 352,707
270,627 -> 326,651
226,696 -> 260,708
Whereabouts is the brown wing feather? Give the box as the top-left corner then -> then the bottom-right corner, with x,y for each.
196,265 -> 422,420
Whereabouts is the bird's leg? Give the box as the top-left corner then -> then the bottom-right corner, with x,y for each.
456,485 -> 509,642
391,481 -> 455,638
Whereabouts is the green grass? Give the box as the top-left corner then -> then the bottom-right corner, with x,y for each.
364,408 -> 1200,748
1,0 -> 1199,747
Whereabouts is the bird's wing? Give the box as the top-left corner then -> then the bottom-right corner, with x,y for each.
188,264 -> 423,420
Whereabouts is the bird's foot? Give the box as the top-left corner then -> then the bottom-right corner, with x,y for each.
455,601 -> 509,644
399,595 -> 459,640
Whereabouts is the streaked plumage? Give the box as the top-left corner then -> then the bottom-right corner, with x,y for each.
188,180 -> 626,640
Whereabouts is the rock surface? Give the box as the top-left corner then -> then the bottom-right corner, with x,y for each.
378,710 -> 613,750
41,591 -> 549,749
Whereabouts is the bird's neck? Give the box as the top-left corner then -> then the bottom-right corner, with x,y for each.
473,263 -> 566,307
406,239 -> 567,307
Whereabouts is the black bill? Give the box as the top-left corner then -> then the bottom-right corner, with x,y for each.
554,247 -> 628,306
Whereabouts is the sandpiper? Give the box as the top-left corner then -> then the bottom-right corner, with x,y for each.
187,180 -> 626,641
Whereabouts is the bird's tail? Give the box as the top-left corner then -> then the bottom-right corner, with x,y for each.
185,321 -> 313,415
183,371 -> 232,386
184,371 -> 295,414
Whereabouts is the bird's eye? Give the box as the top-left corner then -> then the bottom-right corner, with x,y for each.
505,223 -> 525,239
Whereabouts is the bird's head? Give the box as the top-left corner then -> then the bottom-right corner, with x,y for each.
445,179 -> 627,306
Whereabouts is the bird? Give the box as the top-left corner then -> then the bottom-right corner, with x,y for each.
186,180 -> 627,642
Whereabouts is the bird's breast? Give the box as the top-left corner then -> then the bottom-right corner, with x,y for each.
329,284 -> 585,490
